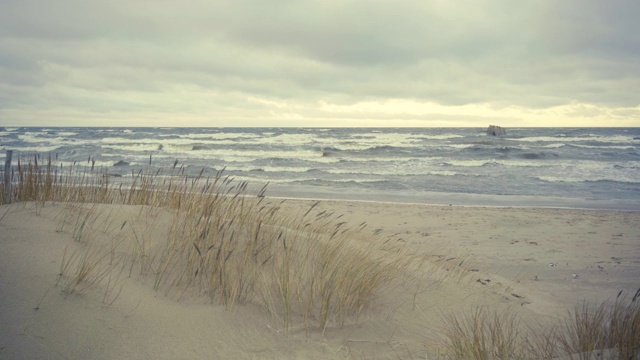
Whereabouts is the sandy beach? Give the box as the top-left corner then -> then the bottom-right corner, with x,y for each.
1,200 -> 639,359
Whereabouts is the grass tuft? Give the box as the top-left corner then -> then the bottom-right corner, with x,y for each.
441,306 -> 524,360
440,290 -> 640,359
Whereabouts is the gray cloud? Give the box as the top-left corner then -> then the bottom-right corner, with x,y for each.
0,0 -> 638,126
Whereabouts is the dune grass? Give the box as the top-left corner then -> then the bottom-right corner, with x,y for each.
440,289 -> 640,359
441,306 -> 524,360
557,290 -> 640,360
2,154 -> 417,332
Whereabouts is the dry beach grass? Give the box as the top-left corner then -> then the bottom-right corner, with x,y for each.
2,155 -> 419,331
0,154 -> 639,359
441,294 -> 640,359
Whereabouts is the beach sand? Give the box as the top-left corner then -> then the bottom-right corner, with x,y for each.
1,200 -> 638,359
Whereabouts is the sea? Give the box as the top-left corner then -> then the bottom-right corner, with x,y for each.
1,127 -> 639,210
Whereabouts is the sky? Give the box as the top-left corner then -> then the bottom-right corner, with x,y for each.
0,0 -> 639,128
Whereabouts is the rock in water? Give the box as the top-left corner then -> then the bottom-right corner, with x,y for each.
486,125 -> 506,136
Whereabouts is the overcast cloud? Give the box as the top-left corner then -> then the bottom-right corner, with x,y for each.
0,0 -> 638,127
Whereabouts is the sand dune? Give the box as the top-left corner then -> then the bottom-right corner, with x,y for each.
1,201 -> 638,359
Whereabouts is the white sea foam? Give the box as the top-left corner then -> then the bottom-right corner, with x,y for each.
428,170 -> 459,176
262,166 -> 314,173
163,144 -> 197,152
101,137 -> 196,148
537,175 -> 640,184
252,133 -> 320,146
336,132 -> 426,150
495,159 -> 554,167
518,135 -> 636,143
222,165 -> 314,173
16,133 -> 95,148
18,133 -> 48,143
409,133 -> 465,140
175,132 -> 262,140
541,143 -> 566,149
441,159 -> 499,167
535,161 -> 640,184
103,144 -> 162,152
3,145 -> 62,153
150,145 -> 339,164
324,164 -> 461,177
444,144 -> 480,149
569,144 -> 638,150
101,137 -> 162,144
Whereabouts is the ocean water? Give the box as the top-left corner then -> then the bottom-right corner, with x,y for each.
1,127 -> 639,210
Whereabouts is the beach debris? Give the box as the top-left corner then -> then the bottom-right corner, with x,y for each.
477,279 -> 491,285
548,262 -> 557,267
572,273 -> 579,279
486,125 -> 506,136
597,265 -> 605,271
511,293 -> 523,299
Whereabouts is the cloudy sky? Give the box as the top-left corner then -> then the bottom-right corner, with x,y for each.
1,0 -> 639,127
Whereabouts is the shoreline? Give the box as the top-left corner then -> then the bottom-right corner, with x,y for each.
267,194 -> 640,212
263,184 -> 640,211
